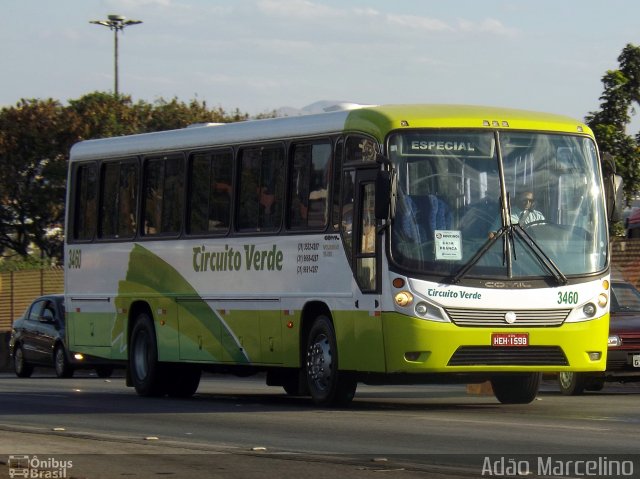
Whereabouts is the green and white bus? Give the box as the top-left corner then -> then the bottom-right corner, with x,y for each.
65,104 -> 614,405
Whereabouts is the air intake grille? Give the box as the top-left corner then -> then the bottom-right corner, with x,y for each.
448,346 -> 568,366
446,307 -> 571,327
618,333 -> 640,347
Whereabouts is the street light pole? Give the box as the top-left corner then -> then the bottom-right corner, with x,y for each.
90,14 -> 142,97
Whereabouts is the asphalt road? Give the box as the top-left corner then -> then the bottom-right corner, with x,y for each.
1,371 -> 639,478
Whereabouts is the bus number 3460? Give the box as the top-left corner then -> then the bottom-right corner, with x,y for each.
557,291 -> 578,304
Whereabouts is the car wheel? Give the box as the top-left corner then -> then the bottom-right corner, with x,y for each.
14,345 -> 34,378
54,345 -> 74,378
95,366 -> 114,378
558,371 -> 586,396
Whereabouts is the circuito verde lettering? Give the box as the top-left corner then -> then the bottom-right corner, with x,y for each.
192,244 -> 284,273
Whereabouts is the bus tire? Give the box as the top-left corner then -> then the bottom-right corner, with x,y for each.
491,373 -> 540,404
558,371 -> 586,396
165,364 -> 201,398
282,370 -> 309,396
129,313 -> 166,397
305,315 -> 356,406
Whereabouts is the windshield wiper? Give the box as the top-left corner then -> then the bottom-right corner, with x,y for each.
449,193 -> 515,285
449,227 -> 507,284
449,223 -> 568,286
512,224 -> 568,285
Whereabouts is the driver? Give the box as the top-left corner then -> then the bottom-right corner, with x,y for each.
512,191 -> 545,225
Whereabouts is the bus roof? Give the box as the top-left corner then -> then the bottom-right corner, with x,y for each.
69,104 -> 593,161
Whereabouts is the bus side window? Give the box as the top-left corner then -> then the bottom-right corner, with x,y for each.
119,162 -> 138,237
187,149 -> 232,235
142,155 -> 184,236
99,160 -> 138,239
73,163 -> 98,241
288,141 -> 331,230
237,146 -> 284,232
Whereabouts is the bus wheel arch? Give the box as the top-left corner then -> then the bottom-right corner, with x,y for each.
127,301 -> 200,398
302,306 -> 357,406
269,302 -> 332,397
299,301 -> 332,361
128,301 -> 154,347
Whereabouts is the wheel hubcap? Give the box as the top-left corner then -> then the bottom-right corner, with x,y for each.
559,372 -> 574,389
307,334 -> 332,391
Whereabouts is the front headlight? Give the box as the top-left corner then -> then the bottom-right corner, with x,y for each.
394,291 -> 414,307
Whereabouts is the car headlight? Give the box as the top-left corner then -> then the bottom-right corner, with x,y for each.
608,334 -> 622,347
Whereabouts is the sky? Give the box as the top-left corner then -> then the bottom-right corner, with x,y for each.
2,0 -> 640,132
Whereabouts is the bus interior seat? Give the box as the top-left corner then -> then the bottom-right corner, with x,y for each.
411,194 -> 452,238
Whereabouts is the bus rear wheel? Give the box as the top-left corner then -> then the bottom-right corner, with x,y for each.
491,373 -> 540,404
305,315 -> 356,406
165,364 -> 201,398
129,313 -> 167,397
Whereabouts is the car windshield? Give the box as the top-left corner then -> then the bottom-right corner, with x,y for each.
388,130 -> 608,281
611,282 -> 640,313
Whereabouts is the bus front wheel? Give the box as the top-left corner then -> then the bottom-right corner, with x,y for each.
491,373 -> 540,404
129,313 -> 166,397
305,315 -> 356,406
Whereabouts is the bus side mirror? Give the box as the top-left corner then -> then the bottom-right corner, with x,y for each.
602,153 -> 623,222
375,169 -> 397,220
606,174 -> 624,222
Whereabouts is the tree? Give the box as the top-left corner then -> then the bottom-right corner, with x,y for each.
586,44 -> 640,201
0,99 -> 73,262
66,92 -> 144,139
0,92 -> 257,265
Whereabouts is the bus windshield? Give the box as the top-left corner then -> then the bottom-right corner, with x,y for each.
388,130 -> 608,280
